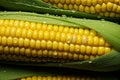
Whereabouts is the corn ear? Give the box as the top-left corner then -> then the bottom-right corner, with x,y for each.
0,0 -> 119,22
0,12 -> 120,72
0,64 -> 119,80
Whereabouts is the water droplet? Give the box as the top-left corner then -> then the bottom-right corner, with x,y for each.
43,21 -> 46,24
71,10 -> 76,13
62,15 -> 67,18
45,13 -> 50,16
88,61 -> 92,63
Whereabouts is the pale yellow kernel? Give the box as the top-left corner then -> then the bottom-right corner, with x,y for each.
38,30 -> 43,40
36,23 -> 42,30
79,5 -> 84,12
55,32 -> 60,41
86,0 -> 92,6
9,47 -> 14,54
98,47 -> 105,56
1,36 -> 7,46
0,20 -> 4,26
25,48 -> 31,57
30,39 -> 36,48
72,34 -> 77,43
53,41 -> 58,50
63,52 -> 68,59
32,30 -> 38,39
105,47 -> 111,53
95,4 -> 101,12
21,29 -> 27,38
5,27 -> 10,36
37,50 -> 43,57
86,46 -> 92,55
85,6 -> 90,13
104,12 -> 109,17
116,6 -> 120,13
47,24 -> 53,31
84,29 -> 90,35
58,42 -> 64,51
24,22 -> 30,29
101,3 -> 107,12
14,47 -> 19,55
18,38 -> 24,47
3,20 -> 9,26
16,28 -> 21,37
30,22 -> 36,30
92,47 -> 98,55
0,27 -> 5,36
50,31 -> 55,41
14,20 -> 19,27
53,25 -> 59,32
90,6 -> 96,14
81,0 -> 87,6
76,35 -> 82,44
9,20 -> 14,27
27,29 -> 32,38
74,4 -> 79,10
59,26 -> 64,32
11,27 -> 16,37
42,24 -> 47,31
0,46 -> 3,53
58,3 -> 63,8
92,0 -> 97,5
68,4 -> 73,10
24,38 -> 30,48
19,20 -> 24,28
69,44 -> 75,52
44,31 -> 49,40
82,35 -> 88,44
75,45 -> 80,53
112,4 -> 117,12
93,36 -> 99,46
80,45 -> 86,54
64,4 -> 69,10
107,2 -> 113,11
43,50 -> 48,57
63,27 -> 69,33
84,55 -> 89,60
61,33 -> 66,42
73,54 -> 79,60
66,33 -> 72,43
4,46 -> 9,54
20,48 -> 25,55
64,43 -> 69,51
69,28 -> 75,33
41,40 -> 47,49
47,41 -> 53,49
52,51 -> 58,58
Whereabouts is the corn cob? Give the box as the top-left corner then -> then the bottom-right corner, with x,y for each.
0,0 -> 120,22
0,12 -> 120,72
43,0 -> 120,18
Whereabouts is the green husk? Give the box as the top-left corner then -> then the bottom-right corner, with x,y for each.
0,64 -> 119,80
0,0 -> 119,22
0,12 -> 120,72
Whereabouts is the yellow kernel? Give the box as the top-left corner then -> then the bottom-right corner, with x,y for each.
44,31 -> 49,40
30,22 -> 36,30
95,4 -> 101,12
66,33 -> 72,43
7,37 -> 13,46
104,12 -> 110,17
18,38 -> 24,47
53,25 -> 59,32
107,2 -> 113,11
82,35 -> 88,44
52,51 -> 58,58
42,24 -> 47,31
61,33 -> 66,42
88,36 -> 93,45
84,29 -> 90,35
101,3 -> 107,12
20,48 -> 25,55
86,46 -> 92,55
47,24 -> 53,31
53,41 -> 58,50
74,4 -> 79,10
55,32 -> 60,41
27,29 -> 32,38
36,40 -> 41,49
80,45 -> 86,54
76,35 -> 82,44
68,53 -> 73,60
24,38 -> 30,48
9,20 -> 14,26
105,47 -> 111,53
16,28 -> 21,37
57,52 -> 63,59
79,5 -> 84,12
81,0 -> 87,5
14,20 -> 19,27
0,46 -> 3,53
99,37 -> 105,46
63,52 -> 68,59
112,4 -> 117,12
36,23 -> 42,30
84,55 -> 89,60
25,48 -> 31,57
85,6 -> 90,13
68,4 -> 73,10
75,45 -> 80,53
50,31 -> 55,41
9,47 -> 14,54
43,50 -> 48,57
116,6 -> 120,13
24,21 -> 30,29
73,54 -> 79,60
32,30 -> 38,39
0,20 -> 4,26
47,41 -> 53,49
4,46 -> 9,54
59,26 -> 64,32
63,27 -> 69,33
60,0 -> 65,4
38,30 -> 43,40
0,27 -> 5,36
58,3 -> 63,8
86,0 -> 92,6
64,43 -> 69,51
19,20 -> 24,28
21,29 -> 27,38
2,36 -> 7,46
5,27 -> 10,36
98,47 -> 105,56
31,76 -> 37,80
92,47 -> 98,55
30,39 -> 36,48
90,6 -> 96,14
41,40 -> 47,49
69,44 -> 75,52
92,0 -> 97,5
58,42 -> 64,51
11,27 -> 16,37
37,50 -> 43,57
0,36 -> 1,45
93,36 -> 99,46
89,30 -> 97,36
14,47 -> 19,55
64,4 -> 68,10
